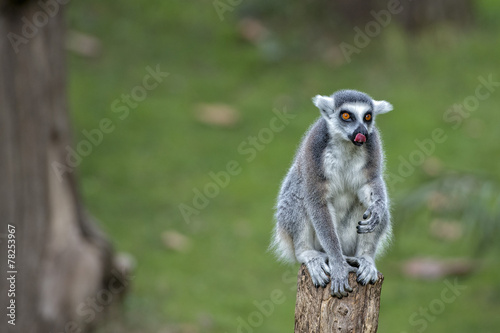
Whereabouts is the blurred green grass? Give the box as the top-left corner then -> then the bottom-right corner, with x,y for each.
67,1 -> 500,332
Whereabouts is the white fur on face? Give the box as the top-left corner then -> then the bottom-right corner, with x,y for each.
339,102 -> 371,120
324,102 -> 374,141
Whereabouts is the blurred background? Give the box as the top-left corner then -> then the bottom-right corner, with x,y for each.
11,0 -> 500,332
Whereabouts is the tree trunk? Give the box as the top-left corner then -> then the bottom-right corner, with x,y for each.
334,0 -> 474,32
0,1 -> 122,332
398,0 -> 474,32
295,265 -> 384,333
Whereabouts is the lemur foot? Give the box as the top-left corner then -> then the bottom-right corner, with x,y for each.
345,256 -> 379,285
328,260 -> 357,299
305,257 -> 330,288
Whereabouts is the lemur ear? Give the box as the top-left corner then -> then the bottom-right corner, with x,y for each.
313,95 -> 335,119
373,100 -> 393,114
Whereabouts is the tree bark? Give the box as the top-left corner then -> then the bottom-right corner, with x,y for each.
295,265 -> 383,333
0,1 -> 121,332
398,0 -> 474,32
334,0 -> 474,32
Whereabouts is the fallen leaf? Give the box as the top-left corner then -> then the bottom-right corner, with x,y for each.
422,157 -> 443,177
464,118 -> 485,139
430,219 -> 463,241
162,231 -> 192,253
322,45 -> 347,67
233,220 -> 252,238
238,17 -> 268,43
197,312 -> 214,330
402,257 -> 476,280
426,191 -> 450,211
273,94 -> 294,110
195,104 -> 240,128
178,323 -> 199,333
66,30 -> 102,58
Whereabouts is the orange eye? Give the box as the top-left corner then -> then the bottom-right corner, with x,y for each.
365,113 -> 372,121
341,112 -> 350,120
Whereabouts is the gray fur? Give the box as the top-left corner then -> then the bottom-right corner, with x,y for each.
271,89 -> 392,298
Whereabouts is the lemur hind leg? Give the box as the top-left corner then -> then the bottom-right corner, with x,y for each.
294,223 -> 330,287
345,230 -> 380,285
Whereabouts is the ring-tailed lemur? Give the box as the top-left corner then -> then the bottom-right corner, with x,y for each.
271,89 -> 393,298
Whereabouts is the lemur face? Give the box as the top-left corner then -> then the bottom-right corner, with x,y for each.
334,102 -> 373,146
313,89 -> 393,147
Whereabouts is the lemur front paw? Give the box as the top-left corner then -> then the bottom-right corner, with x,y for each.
305,257 -> 330,288
345,256 -> 379,285
327,260 -> 357,298
357,200 -> 385,234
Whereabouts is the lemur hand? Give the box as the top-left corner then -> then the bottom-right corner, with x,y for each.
357,199 -> 385,234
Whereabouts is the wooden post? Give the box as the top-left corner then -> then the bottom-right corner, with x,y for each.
294,264 -> 383,333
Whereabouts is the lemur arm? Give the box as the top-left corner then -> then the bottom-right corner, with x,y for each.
301,122 -> 356,298
346,176 -> 389,284
303,120 -> 345,261
304,180 -> 357,297
304,185 -> 343,261
356,176 -> 388,233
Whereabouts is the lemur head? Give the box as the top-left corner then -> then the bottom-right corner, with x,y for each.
313,89 -> 392,146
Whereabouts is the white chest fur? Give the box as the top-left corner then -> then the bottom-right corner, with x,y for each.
323,143 -> 368,255
323,143 -> 367,198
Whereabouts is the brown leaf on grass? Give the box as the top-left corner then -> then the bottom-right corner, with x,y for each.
197,312 -> 214,330
195,104 -> 240,128
66,30 -> 102,58
238,17 -> 268,43
322,45 -> 347,67
464,118 -> 485,139
273,94 -> 294,110
430,219 -> 463,241
161,231 -> 192,253
178,323 -> 199,333
426,191 -> 450,211
158,324 -> 199,333
233,220 -> 252,238
402,257 -> 476,280
422,157 -> 443,177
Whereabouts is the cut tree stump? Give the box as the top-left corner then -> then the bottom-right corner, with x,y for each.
294,264 -> 384,333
